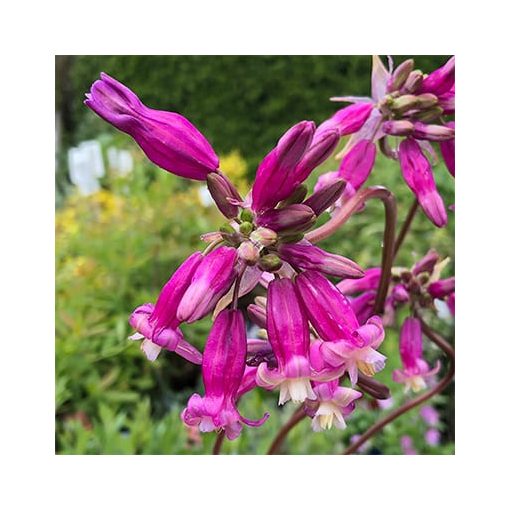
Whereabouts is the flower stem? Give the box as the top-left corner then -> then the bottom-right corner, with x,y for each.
342,316 -> 454,455
267,405 -> 307,455
212,430 -> 225,455
393,198 -> 419,258
203,239 -> 224,256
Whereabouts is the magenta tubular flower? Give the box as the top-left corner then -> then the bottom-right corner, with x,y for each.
316,102 -> 374,137
293,128 -> 341,184
399,138 -> 447,227
251,121 -> 315,212
440,121 -> 455,177
278,241 -> 364,279
412,249 -> 440,275
256,278 -> 317,404
349,290 -> 377,325
128,252 -> 204,362
304,380 -> 362,431
418,56 -> 455,96
337,267 -> 381,294
447,293 -> 455,316
177,246 -> 238,323
428,277 -> 455,299
392,317 -> 440,392
129,304 -> 202,364
85,73 -> 218,180
296,270 -> 386,385
336,139 -> 377,203
182,309 -> 268,439
303,178 -> 346,216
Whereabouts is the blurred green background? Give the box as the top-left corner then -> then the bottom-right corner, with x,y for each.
55,55 -> 454,454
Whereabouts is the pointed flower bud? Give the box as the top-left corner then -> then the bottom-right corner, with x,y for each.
206,172 -> 242,218
293,129 -> 341,184
337,267 -> 381,294
419,56 -> 455,96
392,317 -> 440,392
251,121 -> 315,212
316,102 -> 374,137
388,58 -> 414,92
279,241 -> 364,279
85,73 -> 219,180
403,70 -> 424,93
303,178 -> 346,216
177,247 -> 238,323
256,278 -> 316,404
257,253 -> 283,272
383,120 -> 415,136
238,240 -> 259,265
247,303 -> 267,329
250,227 -> 278,247
257,204 -> 316,233
356,373 -> 391,400
399,138 -> 447,227
428,277 -> 455,299
182,309 -> 268,439
412,122 -> 455,142
412,249 -> 440,275
278,184 -> 308,208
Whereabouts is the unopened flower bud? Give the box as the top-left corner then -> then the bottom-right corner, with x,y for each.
247,304 -> 267,329
278,184 -> 308,208
258,253 -> 283,272
220,224 -> 236,235
389,94 -> 420,114
257,204 -> 316,234
412,122 -> 455,142
388,59 -> 414,92
250,227 -> 278,247
412,106 -> 444,123
414,93 -> 439,109
303,178 -> 346,216
240,209 -> 254,222
239,221 -> 253,236
412,249 -> 439,275
382,120 -> 415,136
357,373 -> 391,400
278,233 -> 305,244
206,172 -> 242,219
402,70 -> 424,93
238,241 -> 259,265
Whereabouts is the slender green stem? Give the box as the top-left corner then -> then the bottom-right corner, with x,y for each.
342,317 -> 454,455
203,238 -> 224,256
267,405 -> 307,455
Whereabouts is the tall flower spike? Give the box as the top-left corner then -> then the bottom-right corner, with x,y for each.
256,278 -> 317,405
251,121 -> 315,212
392,317 -> 440,392
85,73 -> 219,180
177,246 -> 238,323
399,138 -> 447,228
182,309 -> 268,439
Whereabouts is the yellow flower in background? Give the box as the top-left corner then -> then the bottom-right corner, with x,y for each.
219,150 -> 249,195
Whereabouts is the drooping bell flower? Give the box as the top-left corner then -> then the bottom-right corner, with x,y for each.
177,246 -> 238,323
304,380 -> 362,431
128,251 -> 204,362
251,121 -> 315,212
295,270 -> 386,385
278,240 -> 364,279
129,304 -> 202,364
182,309 -> 268,439
428,277 -> 455,299
85,73 -> 219,180
399,138 -> 447,227
392,317 -> 440,392
256,278 -> 317,404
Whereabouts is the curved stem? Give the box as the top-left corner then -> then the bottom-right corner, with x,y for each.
203,239 -> 224,256
307,186 -> 397,315
342,317 -> 454,455
267,405 -> 307,455
212,430 -> 225,455
393,199 -> 419,258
